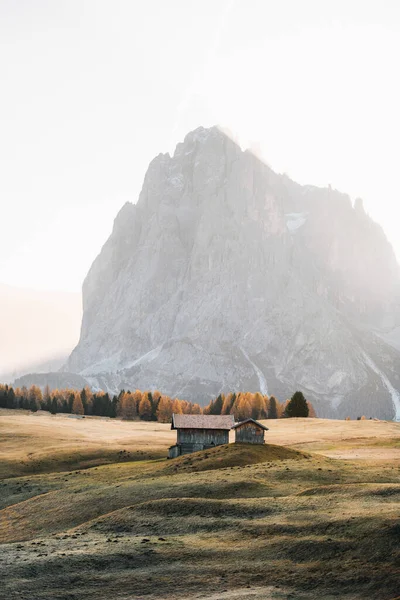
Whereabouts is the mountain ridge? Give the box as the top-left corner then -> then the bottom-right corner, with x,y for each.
22,126 -> 400,419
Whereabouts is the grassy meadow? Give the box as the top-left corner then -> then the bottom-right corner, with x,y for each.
0,409 -> 399,599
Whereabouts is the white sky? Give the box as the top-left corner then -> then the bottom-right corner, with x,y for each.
1,0 -> 400,293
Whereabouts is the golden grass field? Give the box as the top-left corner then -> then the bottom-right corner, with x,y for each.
1,409 -> 400,600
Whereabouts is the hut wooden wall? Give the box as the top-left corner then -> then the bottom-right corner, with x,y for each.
235,422 -> 265,444
177,428 -> 229,446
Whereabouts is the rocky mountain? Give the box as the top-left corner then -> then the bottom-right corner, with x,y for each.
64,126 -> 400,419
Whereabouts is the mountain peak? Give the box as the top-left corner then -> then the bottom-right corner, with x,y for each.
183,125 -> 223,143
172,125 -> 241,158
67,127 -> 400,421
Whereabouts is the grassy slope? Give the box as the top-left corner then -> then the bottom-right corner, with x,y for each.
0,411 -> 400,600
0,410 -> 169,479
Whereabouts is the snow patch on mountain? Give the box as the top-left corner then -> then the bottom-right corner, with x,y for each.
124,345 -> 163,370
361,351 -> 400,421
80,352 -> 122,376
285,212 -> 307,232
327,370 -> 347,389
240,347 -> 269,396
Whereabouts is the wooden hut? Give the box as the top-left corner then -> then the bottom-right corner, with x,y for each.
232,418 -> 269,444
168,414 -> 235,458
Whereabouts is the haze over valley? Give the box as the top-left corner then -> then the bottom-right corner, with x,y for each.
0,284 -> 81,380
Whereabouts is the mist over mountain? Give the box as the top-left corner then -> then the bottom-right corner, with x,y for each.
40,127 -> 400,418
0,284 -> 81,379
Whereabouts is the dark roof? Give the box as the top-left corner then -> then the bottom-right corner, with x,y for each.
171,414 -> 235,430
232,418 -> 269,431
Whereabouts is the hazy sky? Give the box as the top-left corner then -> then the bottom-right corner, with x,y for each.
1,0 -> 400,293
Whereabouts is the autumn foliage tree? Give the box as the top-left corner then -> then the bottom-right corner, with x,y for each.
72,394 -> 84,415
221,393 -> 235,415
119,392 -> 137,420
28,385 -> 42,411
307,401 -> 316,418
156,395 -> 173,422
172,398 -> 183,415
251,392 -> 265,420
0,382 -> 316,421
139,395 -> 152,420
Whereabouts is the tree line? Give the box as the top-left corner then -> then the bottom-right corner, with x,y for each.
0,384 -> 315,421
204,390 -> 314,419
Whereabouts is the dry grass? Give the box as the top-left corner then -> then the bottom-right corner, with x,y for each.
2,411 -> 400,480
0,410 -> 169,478
1,410 -> 400,600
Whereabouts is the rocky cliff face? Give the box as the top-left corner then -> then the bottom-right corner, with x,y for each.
67,126 -> 400,419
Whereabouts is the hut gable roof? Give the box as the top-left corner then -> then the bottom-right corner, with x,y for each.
232,418 -> 269,431
171,414 -> 235,430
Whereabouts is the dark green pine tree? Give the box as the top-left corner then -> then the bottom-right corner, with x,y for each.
43,395 -> 51,412
22,394 -> 31,410
7,387 -> 16,409
110,395 -> 118,418
148,391 -> 157,421
80,388 -> 88,414
102,393 -> 111,417
268,396 -> 278,419
92,393 -> 101,416
285,391 -> 309,418
210,394 -> 223,415
50,397 -> 58,415
0,386 -> 7,409
68,393 -> 75,413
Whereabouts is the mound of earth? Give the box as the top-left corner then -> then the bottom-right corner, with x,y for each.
298,482 -> 400,498
163,442 -> 310,474
82,497 -> 282,536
